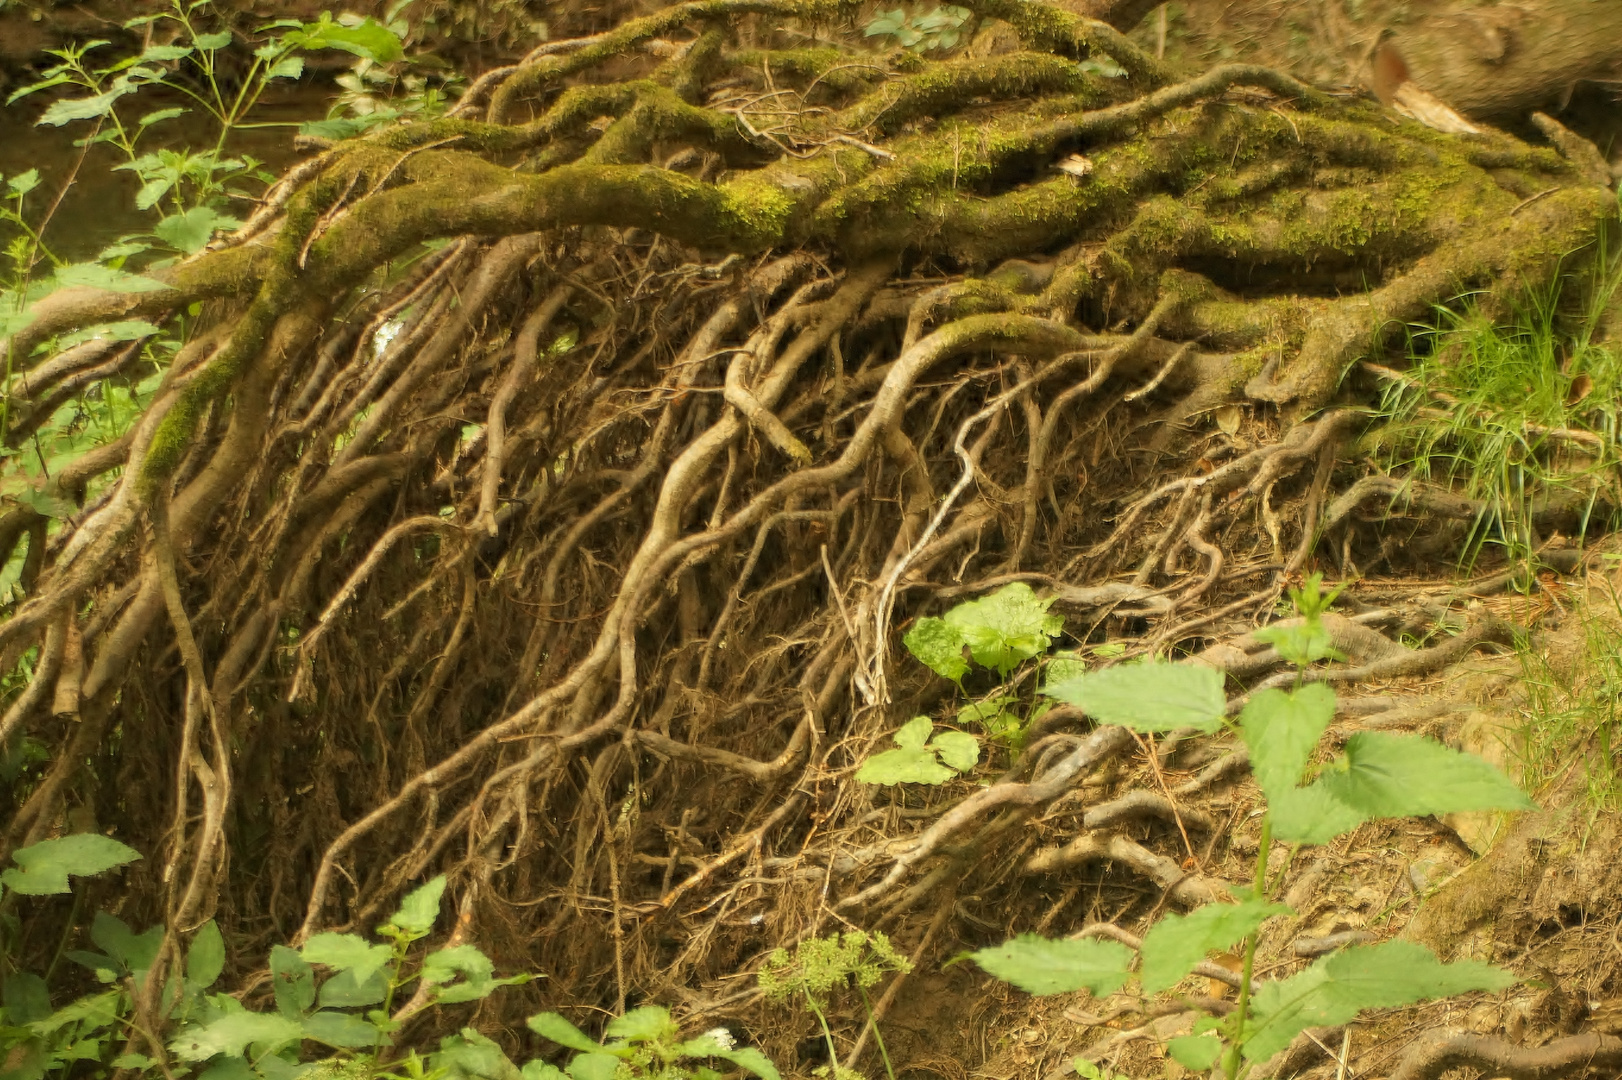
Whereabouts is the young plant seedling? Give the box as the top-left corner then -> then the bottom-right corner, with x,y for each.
759,931 -> 911,1080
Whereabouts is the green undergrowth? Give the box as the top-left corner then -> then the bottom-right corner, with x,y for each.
1365,204 -> 1622,568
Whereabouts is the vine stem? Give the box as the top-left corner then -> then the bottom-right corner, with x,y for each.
807,995 -> 840,1076
858,986 -> 897,1080
1224,813 -> 1272,1080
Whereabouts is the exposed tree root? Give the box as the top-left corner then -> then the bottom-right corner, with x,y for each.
0,0 -> 1616,1066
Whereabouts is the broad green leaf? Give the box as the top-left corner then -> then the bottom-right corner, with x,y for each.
170,1012 -> 303,1061
932,729 -> 980,773
138,107 -> 187,127
1316,733 -> 1536,819
604,1005 -> 675,1042
269,945 -> 315,1018
193,32 -> 233,50
28,990 -> 119,1036
112,1054 -> 156,1070
1168,1035 -> 1222,1070
679,1041 -> 779,1080
186,920 -> 226,989
3,972 -> 51,1024
3,835 -> 141,895
268,57 -> 305,80
316,968 -> 387,1008
956,695 -> 1018,729
155,207 -> 240,254
1268,783 -> 1368,846
1139,898 -> 1289,993
54,263 -> 167,293
89,913 -> 158,977
433,973 -> 529,1005
1240,684 -> 1335,799
139,45 -> 194,61
526,1012 -> 602,1054
1045,651 -> 1087,686
135,178 -> 174,211
855,747 -> 954,785
522,1063 -> 567,1080
36,84 -> 137,126
903,617 -> 968,681
301,933 -> 392,981
943,583 -> 1064,675
197,1057 -> 254,1080
1253,620 -> 1342,667
1044,661 -> 1225,734
566,1055 -> 621,1080
7,169 -> 41,196
437,1028 -> 520,1080
7,73 -> 75,104
968,934 -> 1132,996
0,308 -> 38,338
422,945 -> 494,986
388,875 -> 447,934
57,319 -> 161,348
893,716 -> 934,750
1245,941 -> 1515,1061
302,1010 -> 380,1048
287,17 -> 404,62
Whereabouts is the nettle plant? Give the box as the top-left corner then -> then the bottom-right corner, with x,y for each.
879,583 -> 1072,777
963,577 -> 1534,1076
1,857 -> 534,1080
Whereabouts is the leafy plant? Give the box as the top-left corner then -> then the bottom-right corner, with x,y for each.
759,931 -> 911,1080
863,5 -> 972,51
0,834 -> 141,898
965,574 -> 1533,1076
856,716 -> 979,785
904,582 -> 1063,681
527,1005 -> 779,1080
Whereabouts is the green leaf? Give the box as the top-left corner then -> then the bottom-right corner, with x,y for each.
1044,661 -> 1225,734
170,1013 -> 304,1061
903,617 -> 968,681
301,1010 -> 380,1048
154,206 -> 240,254
54,263 -> 167,293
1139,898 -> 1289,993
1268,783 -> 1368,846
679,1041 -> 779,1080
139,44 -> 194,61
57,319 -> 162,348
7,169 -> 41,196
433,973 -> 529,1005
968,934 -> 1132,996
36,84 -> 138,126
4,972 -> 52,1024
388,875 -> 447,934
437,1028 -> 520,1080
893,715 -> 933,750
1240,684 -> 1335,799
2,835 -> 141,895
111,1054 -> 155,1070
423,945 -> 494,985
135,178 -> 174,211
1244,941 -> 1516,1061
193,32 -> 233,50
88,913 -> 158,977
942,583 -> 1064,675
267,56 -> 305,80
1316,733 -> 1536,819
604,1005 -> 674,1042
1253,620 -> 1344,668
138,107 -> 187,127
268,945 -> 315,1018
287,17 -> 404,62
196,1057 -> 254,1080
1168,1035 -> 1222,1070
526,1013 -> 602,1054
317,968 -> 388,1008
28,990 -> 119,1036
932,729 -> 980,773
566,1055 -> 621,1080
301,933 -> 392,981
186,921 -> 226,989
522,1064 -> 567,1080
855,747 -> 954,785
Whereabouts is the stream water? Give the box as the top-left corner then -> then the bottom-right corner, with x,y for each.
0,83 -> 336,263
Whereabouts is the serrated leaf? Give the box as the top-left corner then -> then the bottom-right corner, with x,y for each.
1268,782 -> 1368,846
526,1013 -> 602,1054
4,972 -> 51,1024
604,1005 -> 674,1042
135,178 -> 174,211
197,1057 -> 255,1080
690,1044 -> 778,1080
903,617 -> 968,681
170,1013 -> 304,1061
433,973 -> 528,1004
7,169 -> 41,196
187,921 -> 225,989
1243,941 -> 1516,1061
55,263 -> 167,293
155,206 -> 239,253
1240,684 -> 1335,799
855,747 -> 954,785
1254,620 -> 1343,667
942,583 -> 1064,675
139,45 -> 194,61
1316,733 -> 1536,819
1044,661 -> 1225,734
301,933 -> 392,981
138,107 -> 187,127
29,989 -> 119,1037
269,945 -> 315,1018
36,84 -> 137,126
969,934 -> 1132,996
2,835 -> 141,895
1139,898 -> 1289,993
1168,1034 -> 1222,1070
422,945 -> 494,986
522,1063 -> 567,1080
893,716 -> 933,750
301,1010 -> 380,1048
565,1055 -> 620,1080
286,17 -> 404,62
268,56 -> 305,80
193,32 -> 233,50
388,875 -> 446,934
316,968 -> 388,1008
932,729 -> 980,773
